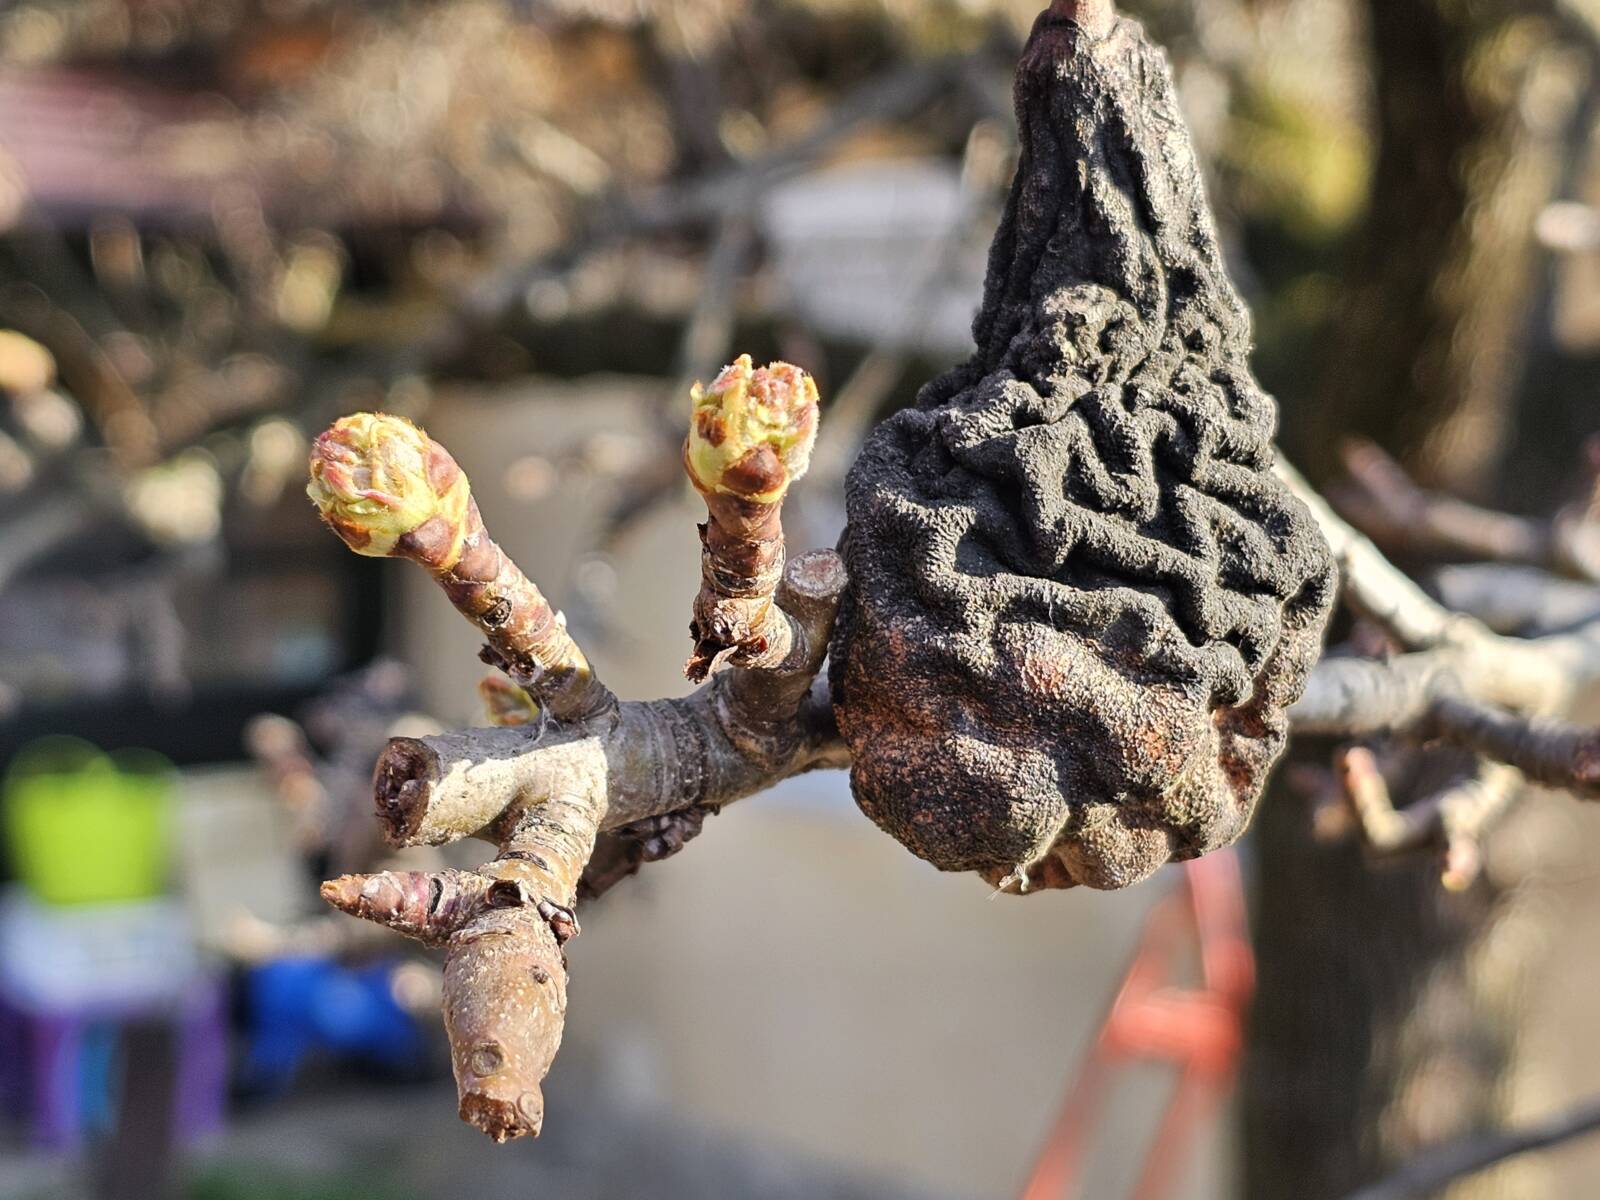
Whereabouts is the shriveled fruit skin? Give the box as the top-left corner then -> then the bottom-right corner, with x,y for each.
831,8 -> 1335,892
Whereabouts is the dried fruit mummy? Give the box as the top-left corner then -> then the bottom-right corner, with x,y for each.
830,4 -> 1336,892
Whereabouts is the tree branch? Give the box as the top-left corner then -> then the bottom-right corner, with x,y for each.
1426,697 -> 1600,797
1275,453 -> 1466,651
325,548 -> 845,1139
324,776 -> 602,1140
1331,746 -> 1524,889
1282,449 -> 1600,728
1432,563 -> 1600,636
1331,437 -> 1600,583
1290,616 -> 1600,747
370,549 -> 848,846
309,398 -> 845,1141
1345,1094 -> 1600,1200
308,413 -> 617,723
683,356 -> 819,680
1283,449 -> 1600,840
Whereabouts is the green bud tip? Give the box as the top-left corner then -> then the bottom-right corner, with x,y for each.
307,412 -> 471,564
685,354 -> 820,503
479,676 -> 540,728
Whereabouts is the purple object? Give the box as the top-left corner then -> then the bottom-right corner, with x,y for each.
0,973 -> 227,1153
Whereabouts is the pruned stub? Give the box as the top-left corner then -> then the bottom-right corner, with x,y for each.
830,9 -> 1335,892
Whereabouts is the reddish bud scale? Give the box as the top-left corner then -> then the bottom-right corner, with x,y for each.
308,413 -> 614,724
682,357 -> 821,681
479,675 -> 539,727
428,500 -> 610,722
321,868 -> 493,945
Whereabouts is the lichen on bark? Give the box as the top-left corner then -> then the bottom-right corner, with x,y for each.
830,6 -> 1336,892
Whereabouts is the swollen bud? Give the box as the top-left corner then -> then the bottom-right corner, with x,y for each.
479,675 -> 540,728
307,412 -> 470,565
685,355 -> 819,504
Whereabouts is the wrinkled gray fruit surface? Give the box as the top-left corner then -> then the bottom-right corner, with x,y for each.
831,7 -> 1336,892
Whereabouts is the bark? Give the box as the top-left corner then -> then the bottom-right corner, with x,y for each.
1289,0 -> 1574,497
1245,2 -> 1581,1196
424,496 -> 616,724
688,488 -> 790,680
323,547 -> 847,1139
1246,779 -> 1553,1200
684,357 -> 820,681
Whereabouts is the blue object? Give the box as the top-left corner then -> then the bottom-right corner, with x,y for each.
243,957 -> 427,1093
77,1022 -> 118,1136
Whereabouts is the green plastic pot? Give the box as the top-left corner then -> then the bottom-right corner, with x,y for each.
2,737 -> 173,906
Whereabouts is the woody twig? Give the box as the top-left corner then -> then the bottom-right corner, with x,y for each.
682,355 -> 820,681
307,370 -> 845,1141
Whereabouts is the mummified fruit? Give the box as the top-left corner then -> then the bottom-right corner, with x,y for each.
830,5 -> 1336,892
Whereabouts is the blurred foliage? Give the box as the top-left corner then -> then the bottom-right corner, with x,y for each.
1222,73 -> 1371,243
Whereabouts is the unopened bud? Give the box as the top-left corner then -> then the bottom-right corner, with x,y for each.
685,355 -> 819,504
307,412 -> 470,564
479,675 -> 540,728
